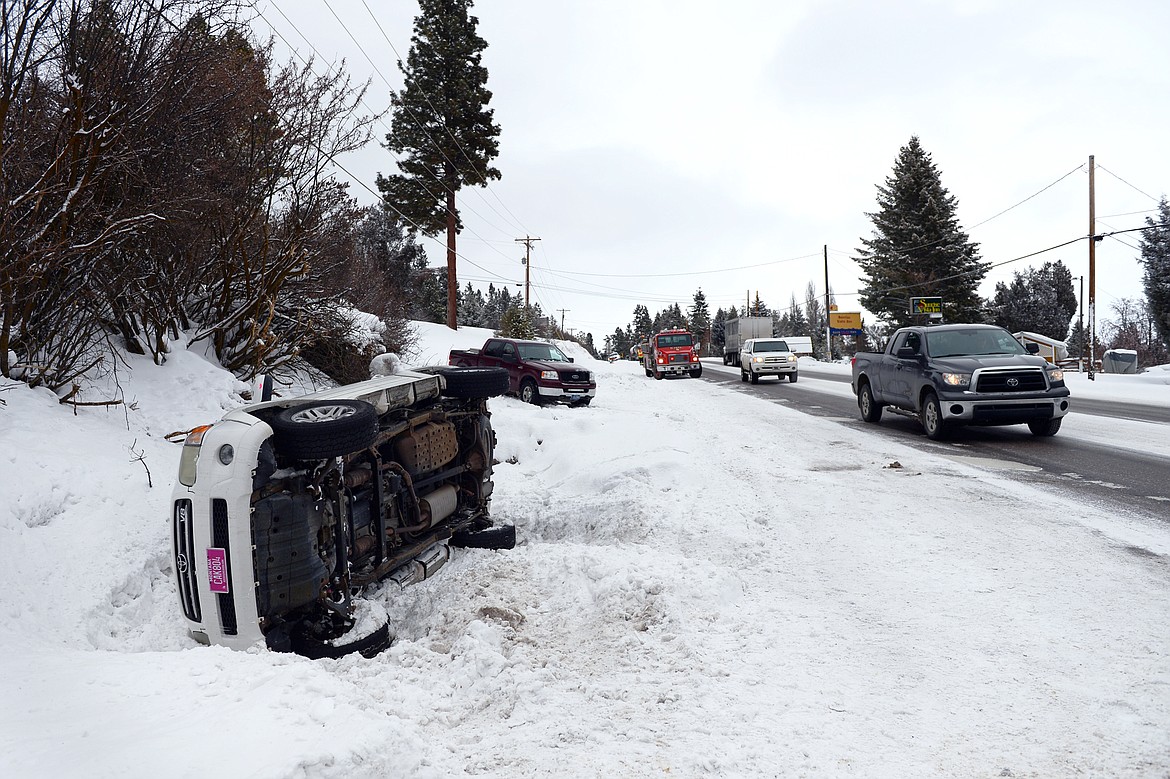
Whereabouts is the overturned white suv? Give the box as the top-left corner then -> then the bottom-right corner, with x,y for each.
170,365 -> 514,658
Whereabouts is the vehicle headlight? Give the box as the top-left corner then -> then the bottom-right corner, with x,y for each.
941,372 -> 971,387
178,424 -> 213,486
1048,369 -> 1064,384
540,370 -> 558,380
752,356 -> 764,363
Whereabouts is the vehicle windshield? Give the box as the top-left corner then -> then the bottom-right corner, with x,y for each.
657,334 -> 693,347
518,343 -> 570,362
752,340 -> 790,352
926,328 -> 1027,358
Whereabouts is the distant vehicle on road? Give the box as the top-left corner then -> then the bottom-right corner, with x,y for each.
722,317 -> 772,366
645,329 -> 702,380
739,338 -> 799,384
850,324 -> 1070,439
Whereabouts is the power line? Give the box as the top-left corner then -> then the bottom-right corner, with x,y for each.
1096,164 -> 1162,204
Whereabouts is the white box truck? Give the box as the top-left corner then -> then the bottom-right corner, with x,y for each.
723,316 -> 772,365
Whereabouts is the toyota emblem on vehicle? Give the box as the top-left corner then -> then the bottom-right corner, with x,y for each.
1007,378 -> 1019,387
176,553 -> 188,574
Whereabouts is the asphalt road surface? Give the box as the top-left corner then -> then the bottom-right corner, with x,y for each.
699,359 -> 1170,524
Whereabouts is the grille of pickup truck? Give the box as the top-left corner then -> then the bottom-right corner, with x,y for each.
974,369 -> 1046,393
172,499 -> 201,623
212,498 -> 237,636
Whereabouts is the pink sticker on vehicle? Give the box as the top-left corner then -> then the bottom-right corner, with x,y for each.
206,548 -> 229,593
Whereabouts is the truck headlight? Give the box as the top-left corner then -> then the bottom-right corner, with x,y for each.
540,370 -> 558,380
178,424 -> 213,486
1048,369 -> 1064,384
752,356 -> 764,364
941,372 -> 971,387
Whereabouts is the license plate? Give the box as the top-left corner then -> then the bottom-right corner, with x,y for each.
206,548 -> 230,593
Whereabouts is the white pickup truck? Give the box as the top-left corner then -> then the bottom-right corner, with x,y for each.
739,338 -> 799,384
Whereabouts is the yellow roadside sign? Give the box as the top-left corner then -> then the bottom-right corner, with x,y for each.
829,312 -> 862,329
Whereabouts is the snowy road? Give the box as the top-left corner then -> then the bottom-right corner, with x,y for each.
699,359 -> 1170,521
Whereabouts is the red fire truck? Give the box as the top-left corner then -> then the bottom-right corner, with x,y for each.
643,329 -> 702,380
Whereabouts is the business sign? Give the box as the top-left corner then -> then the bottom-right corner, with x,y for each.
829,312 -> 862,329
829,311 -> 864,335
910,297 -> 943,318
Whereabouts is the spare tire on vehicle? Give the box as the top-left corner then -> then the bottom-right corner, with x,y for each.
429,366 -> 509,399
270,400 -> 379,460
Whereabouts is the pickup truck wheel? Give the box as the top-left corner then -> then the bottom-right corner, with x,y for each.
858,383 -> 883,423
270,400 -> 379,460
740,367 -> 747,382
920,392 -> 950,440
431,366 -> 509,399
788,372 -> 798,383
749,368 -> 759,384
1027,418 -> 1062,437
519,379 -> 543,405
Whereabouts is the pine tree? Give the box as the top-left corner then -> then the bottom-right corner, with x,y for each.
990,260 -> 1076,340
457,282 -> 485,327
498,305 -> 534,339
749,292 -> 769,317
688,288 -> 711,353
785,293 -> 809,336
711,308 -> 727,351
856,136 -> 988,326
631,305 -> 653,342
804,281 -> 826,357
1139,197 -> 1170,351
376,0 -> 501,330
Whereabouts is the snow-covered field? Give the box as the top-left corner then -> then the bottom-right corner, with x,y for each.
1,322 -> 1168,778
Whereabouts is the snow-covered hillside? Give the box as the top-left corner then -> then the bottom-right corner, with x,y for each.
1,322 -> 1168,778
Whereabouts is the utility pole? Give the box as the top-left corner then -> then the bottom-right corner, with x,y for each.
1077,275 -> 1085,372
1088,156 -> 1096,381
515,236 -> 541,308
824,245 -> 831,360
556,309 -> 570,335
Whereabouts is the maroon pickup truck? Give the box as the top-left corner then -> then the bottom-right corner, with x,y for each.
449,338 -> 597,406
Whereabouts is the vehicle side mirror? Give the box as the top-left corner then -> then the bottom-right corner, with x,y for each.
896,346 -> 918,359
568,357 -> 574,363
1025,343 -> 1039,354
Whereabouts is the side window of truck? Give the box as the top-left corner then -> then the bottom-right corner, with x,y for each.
891,332 -> 920,356
484,340 -> 503,357
502,343 -> 517,360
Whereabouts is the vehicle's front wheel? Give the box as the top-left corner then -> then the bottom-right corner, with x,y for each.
654,371 -> 664,381
750,368 -> 759,384
858,382 -> 883,423
519,379 -> 543,405
270,400 -> 379,460
1027,418 -> 1062,437
920,391 -> 950,440
690,365 -> 702,378
788,372 -> 798,383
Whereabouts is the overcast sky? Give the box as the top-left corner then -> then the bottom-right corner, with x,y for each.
254,0 -> 1170,343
